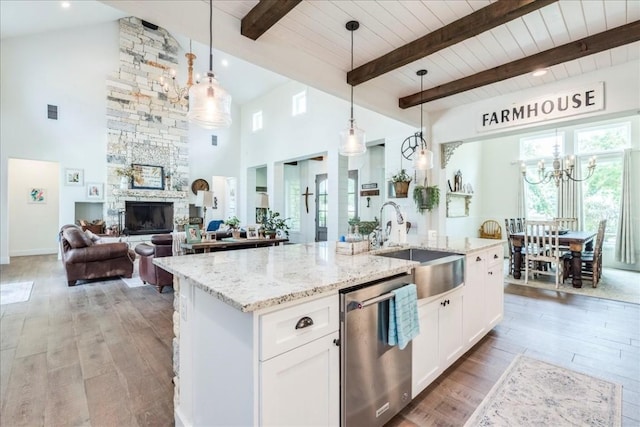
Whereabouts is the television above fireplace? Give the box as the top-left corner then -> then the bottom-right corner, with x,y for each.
125,201 -> 173,235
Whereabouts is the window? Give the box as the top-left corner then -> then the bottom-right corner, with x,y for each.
292,91 -> 306,116
576,122 -> 630,245
252,111 -> 263,132
284,166 -> 301,231
348,170 -> 358,221
520,132 -> 564,219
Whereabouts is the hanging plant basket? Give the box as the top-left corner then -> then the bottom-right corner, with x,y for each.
394,181 -> 410,198
413,185 -> 440,214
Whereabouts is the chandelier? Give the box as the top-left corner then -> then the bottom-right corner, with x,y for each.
160,40 -> 198,106
521,142 -> 596,186
401,70 -> 433,170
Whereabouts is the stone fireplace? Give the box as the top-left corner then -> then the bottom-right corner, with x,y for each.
104,17 -> 190,230
124,201 -> 174,235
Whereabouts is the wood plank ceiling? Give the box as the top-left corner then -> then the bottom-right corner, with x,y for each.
217,0 -> 640,115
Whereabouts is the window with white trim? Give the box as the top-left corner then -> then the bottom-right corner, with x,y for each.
292,91 -> 306,116
252,111 -> 263,132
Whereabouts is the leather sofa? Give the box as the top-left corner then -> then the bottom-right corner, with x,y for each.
134,234 -> 174,293
59,224 -> 136,286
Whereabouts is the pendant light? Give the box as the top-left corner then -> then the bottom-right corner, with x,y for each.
413,69 -> 433,170
187,0 -> 232,129
339,20 -> 366,157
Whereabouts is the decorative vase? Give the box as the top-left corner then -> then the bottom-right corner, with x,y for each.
120,177 -> 129,190
394,181 -> 409,198
232,229 -> 241,239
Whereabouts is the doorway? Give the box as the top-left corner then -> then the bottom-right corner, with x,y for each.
315,173 -> 328,242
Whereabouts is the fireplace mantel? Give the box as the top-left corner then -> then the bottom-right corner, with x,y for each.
113,189 -> 187,200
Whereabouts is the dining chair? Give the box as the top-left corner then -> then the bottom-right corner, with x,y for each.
563,219 -> 606,287
524,220 -> 563,288
504,219 -> 520,276
554,217 -> 579,231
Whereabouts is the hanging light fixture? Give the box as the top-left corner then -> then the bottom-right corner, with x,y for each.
400,70 -> 433,170
521,131 -> 596,186
160,40 -> 198,106
339,20 -> 366,157
187,0 -> 232,129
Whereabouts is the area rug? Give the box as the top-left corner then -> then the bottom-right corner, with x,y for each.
0,281 -> 34,304
504,274 -> 639,305
465,354 -> 622,427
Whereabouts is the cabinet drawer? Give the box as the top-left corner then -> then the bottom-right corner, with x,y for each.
485,246 -> 503,266
260,294 -> 338,361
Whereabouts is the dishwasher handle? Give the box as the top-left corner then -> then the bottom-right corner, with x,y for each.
355,291 -> 396,309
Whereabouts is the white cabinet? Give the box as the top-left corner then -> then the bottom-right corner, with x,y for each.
177,285 -> 339,427
412,286 -> 464,398
259,294 -> 339,427
463,246 -> 504,347
261,331 -> 339,426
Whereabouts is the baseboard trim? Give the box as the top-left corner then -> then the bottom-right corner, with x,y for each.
0,256 -> 9,265
9,248 -> 57,257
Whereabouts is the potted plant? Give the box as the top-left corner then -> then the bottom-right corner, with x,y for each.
114,166 -> 135,189
391,169 -> 412,198
262,209 -> 290,239
413,180 -> 440,214
224,216 -> 241,238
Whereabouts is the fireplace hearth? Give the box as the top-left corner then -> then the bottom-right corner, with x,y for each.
125,201 -> 173,235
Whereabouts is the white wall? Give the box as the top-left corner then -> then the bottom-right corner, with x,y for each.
239,81 -> 415,240
431,61 -> 640,145
8,159 -> 60,257
1,22 -> 243,263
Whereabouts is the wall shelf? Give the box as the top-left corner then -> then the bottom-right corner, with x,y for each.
446,192 -> 472,217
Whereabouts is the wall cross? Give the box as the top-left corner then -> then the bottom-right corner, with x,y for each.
302,186 -> 314,213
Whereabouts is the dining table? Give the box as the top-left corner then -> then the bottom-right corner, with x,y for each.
510,230 -> 597,288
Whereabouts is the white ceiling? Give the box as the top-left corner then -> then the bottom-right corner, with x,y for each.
2,0 -> 639,126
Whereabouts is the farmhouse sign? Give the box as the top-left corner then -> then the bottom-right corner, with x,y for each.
477,82 -> 604,132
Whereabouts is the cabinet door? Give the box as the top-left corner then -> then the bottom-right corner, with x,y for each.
412,299 -> 440,398
463,253 -> 487,346
261,332 -> 339,427
485,261 -> 504,329
439,289 -> 464,367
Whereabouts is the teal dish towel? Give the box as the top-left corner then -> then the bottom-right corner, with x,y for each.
388,283 -> 420,350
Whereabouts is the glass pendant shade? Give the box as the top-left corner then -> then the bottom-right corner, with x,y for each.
413,146 -> 434,170
339,119 -> 366,156
187,73 -> 232,129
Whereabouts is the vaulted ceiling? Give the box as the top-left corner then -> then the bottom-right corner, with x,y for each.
4,0 -> 638,126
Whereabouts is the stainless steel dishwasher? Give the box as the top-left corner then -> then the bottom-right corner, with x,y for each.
340,273 -> 414,427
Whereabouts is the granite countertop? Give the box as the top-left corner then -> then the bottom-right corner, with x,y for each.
154,238 -> 503,313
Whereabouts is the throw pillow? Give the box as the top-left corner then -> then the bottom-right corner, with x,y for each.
84,229 -> 102,243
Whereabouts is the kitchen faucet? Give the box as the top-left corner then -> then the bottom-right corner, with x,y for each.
373,201 -> 404,248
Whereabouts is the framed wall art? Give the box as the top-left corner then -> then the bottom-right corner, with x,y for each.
131,164 -> 164,190
185,225 -> 202,243
86,182 -> 104,200
64,168 -> 84,186
28,188 -> 46,204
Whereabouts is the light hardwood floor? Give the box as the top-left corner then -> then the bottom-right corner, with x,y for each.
1,255 -> 639,426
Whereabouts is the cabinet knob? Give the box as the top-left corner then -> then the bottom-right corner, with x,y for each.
476,256 -> 482,262
295,316 -> 314,329
494,254 -> 499,259
488,271 -> 493,275
333,338 -> 341,347
440,299 -> 451,306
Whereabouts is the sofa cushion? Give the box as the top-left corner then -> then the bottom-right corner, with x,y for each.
84,229 -> 102,243
63,226 -> 94,248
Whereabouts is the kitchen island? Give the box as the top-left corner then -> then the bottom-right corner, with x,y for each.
155,237 -> 504,426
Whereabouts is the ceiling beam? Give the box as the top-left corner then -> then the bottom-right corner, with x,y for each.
399,20 -> 640,109
347,0 -> 557,86
241,0 -> 302,41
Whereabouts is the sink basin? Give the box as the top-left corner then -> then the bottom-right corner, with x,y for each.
376,248 -> 456,263
376,248 -> 465,299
